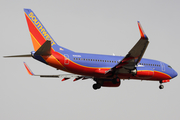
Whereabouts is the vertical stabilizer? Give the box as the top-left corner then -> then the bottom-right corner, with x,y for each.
24,9 -> 73,53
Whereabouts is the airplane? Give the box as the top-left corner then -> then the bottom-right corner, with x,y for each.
4,8 -> 178,90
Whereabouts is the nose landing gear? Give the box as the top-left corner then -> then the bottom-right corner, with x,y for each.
159,80 -> 164,89
159,84 -> 164,89
159,80 -> 171,89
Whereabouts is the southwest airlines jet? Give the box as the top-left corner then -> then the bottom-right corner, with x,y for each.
4,9 -> 178,90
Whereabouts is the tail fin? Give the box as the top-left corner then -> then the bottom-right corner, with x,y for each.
24,9 -> 73,52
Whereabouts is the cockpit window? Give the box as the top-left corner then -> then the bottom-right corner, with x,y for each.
168,65 -> 172,69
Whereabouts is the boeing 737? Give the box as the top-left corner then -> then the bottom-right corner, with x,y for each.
4,9 -> 178,90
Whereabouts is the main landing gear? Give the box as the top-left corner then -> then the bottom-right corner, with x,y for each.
93,83 -> 101,90
92,78 -> 103,90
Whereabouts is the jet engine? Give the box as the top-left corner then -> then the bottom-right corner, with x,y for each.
133,66 -> 154,79
93,78 -> 121,90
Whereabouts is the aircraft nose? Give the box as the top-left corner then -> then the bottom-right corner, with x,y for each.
172,69 -> 178,78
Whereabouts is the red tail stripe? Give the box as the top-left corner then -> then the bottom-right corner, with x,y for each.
25,14 -> 46,46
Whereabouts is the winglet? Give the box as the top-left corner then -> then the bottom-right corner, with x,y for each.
137,21 -> 148,39
23,62 -> 34,75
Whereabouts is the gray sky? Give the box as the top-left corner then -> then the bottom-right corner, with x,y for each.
1,0 -> 179,120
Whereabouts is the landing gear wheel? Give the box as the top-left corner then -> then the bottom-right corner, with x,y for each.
159,85 -> 164,89
93,83 -> 101,90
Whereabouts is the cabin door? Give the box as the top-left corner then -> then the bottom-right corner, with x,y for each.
64,54 -> 69,65
160,62 -> 165,72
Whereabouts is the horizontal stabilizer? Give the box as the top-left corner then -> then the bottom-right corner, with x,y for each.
4,54 -> 32,58
34,40 -> 51,56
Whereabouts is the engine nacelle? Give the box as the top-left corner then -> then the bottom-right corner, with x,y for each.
102,78 -> 121,87
135,66 -> 154,79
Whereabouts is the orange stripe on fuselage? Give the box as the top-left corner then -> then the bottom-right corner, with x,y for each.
41,53 -> 68,72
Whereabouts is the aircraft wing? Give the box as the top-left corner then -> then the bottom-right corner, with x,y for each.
106,21 -> 149,75
23,62 -> 91,81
